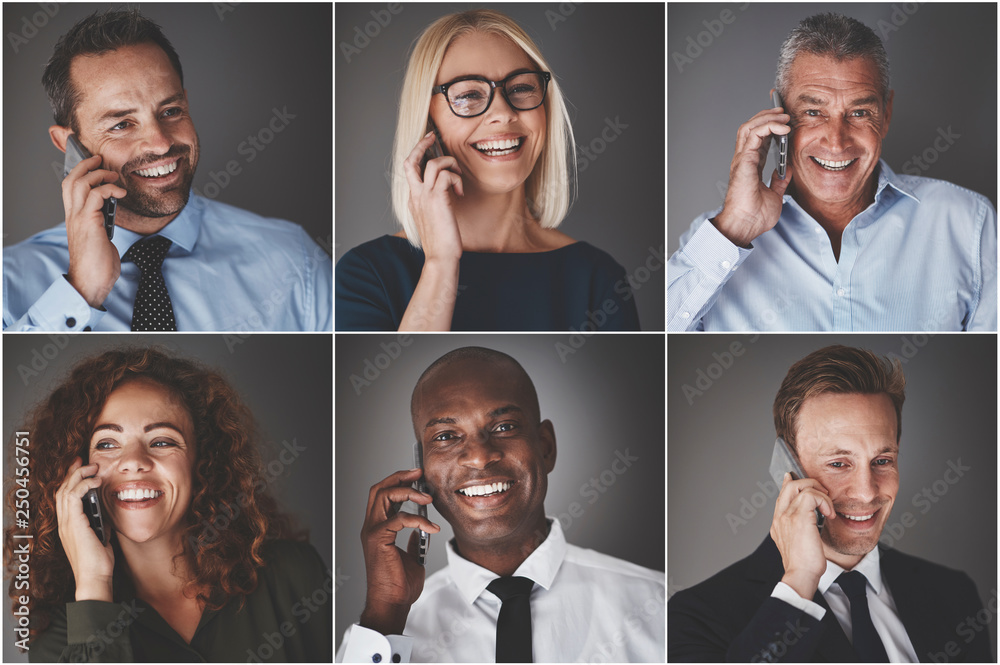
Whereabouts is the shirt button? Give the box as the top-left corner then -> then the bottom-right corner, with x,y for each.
681,311 -> 691,319
392,655 -> 401,663
83,326 -> 92,332
836,288 -> 846,297
66,317 -> 76,328
372,654 -> 382,663
720,260 -> 731,270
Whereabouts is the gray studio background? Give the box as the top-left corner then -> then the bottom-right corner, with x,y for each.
336,3 -> 665,330
335,334 -> 665,641
3,2 -> 332,246
2,334 -> 332,663
668,334 -> 997,657
668,3 -> 998,253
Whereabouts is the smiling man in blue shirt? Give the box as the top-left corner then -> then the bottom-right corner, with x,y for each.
668,13 -> 996,332
3,9 -> 332,332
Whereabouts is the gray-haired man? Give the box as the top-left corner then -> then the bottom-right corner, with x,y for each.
668,13 -> 996,332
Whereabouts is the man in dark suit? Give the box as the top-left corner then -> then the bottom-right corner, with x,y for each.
669,346 -> 992,662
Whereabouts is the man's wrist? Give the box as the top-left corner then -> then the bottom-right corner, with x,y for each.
780,570 -> 820,601
710,212 -> 753,249
360,600 -> 411,636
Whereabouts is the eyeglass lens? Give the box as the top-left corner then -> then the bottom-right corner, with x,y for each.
447,73 -> 546,116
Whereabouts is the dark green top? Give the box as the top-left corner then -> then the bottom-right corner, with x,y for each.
28,540 -> 332,662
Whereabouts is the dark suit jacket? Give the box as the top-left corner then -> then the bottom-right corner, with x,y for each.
669,537 -> 992,662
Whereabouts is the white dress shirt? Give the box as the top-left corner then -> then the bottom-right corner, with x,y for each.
771,547 -> 919,662
338,519 -> 665,662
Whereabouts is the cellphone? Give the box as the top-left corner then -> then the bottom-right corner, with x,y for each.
769,437 -> 824,530
412,442 -> 431,566
771,90 -> 788,180
63,134 -> 117,240
420,124 -> 446,173
82,488 -> 110,546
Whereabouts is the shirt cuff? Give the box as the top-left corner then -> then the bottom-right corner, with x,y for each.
340,624 -> 413,663
26,276 -> 104,331
771,582 -> 826,622
680,219 -> 753,283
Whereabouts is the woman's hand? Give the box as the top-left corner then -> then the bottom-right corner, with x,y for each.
359,468 -> 441,635
403,131 -> 465,263
55,457 -> 114,601
398,132 -> 464,331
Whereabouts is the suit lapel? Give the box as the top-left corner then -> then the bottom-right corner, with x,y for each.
811,589 -> 858,662
881,548 -> 932,661
748,537 -> 857,662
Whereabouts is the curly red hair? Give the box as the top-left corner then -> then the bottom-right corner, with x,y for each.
4,347 -> 300,641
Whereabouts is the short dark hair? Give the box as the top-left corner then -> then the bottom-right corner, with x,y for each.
42,9 -> 184,132
773,345 -> 905,450
411,347 -> 541,429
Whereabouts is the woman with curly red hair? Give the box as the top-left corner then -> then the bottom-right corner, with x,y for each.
4,347 -> 331,661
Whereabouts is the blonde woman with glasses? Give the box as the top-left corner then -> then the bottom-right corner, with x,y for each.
336,9 -> 639,332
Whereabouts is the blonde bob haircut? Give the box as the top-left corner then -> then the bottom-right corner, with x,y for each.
391,9 -> 577,248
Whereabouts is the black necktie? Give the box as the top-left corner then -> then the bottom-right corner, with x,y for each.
123,236 -> 177,331
487,576 -> 534,663
836,571 -> 889,662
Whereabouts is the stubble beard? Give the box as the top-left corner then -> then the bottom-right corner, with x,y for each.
117,138 -> 199,219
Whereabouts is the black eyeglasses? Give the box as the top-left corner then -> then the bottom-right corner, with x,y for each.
432,71 -> 551,118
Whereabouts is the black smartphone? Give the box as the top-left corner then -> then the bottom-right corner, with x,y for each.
771,90 -> 788,180
63,134 -> 117,240
769,436 -> 824,530
420,124 -> 446,174
412,441 -> 430,566
82,488 -> 110,546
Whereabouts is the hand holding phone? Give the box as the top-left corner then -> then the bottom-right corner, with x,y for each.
55,459 -> 115,601
398,125 -> 466,329
63,134 -> 117,240
59,135 -> 127,309
404,129 -> 465,265
359,468 -> 441,636
710,94 -> 793,249
768,437 -> 834,600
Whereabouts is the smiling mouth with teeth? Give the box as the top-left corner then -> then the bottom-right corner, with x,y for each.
838,511 -> 875,521
134,161 -> 179,178
116,488 -> 164,502
457,481 -> 513,497
472,138 -> 524,157
811,157 -> 857,171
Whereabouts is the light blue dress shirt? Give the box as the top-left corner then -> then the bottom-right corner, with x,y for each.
668,161 -> 997,331
3,194 -> 332,331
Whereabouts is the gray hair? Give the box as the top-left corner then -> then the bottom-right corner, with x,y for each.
775,13 -> 890,108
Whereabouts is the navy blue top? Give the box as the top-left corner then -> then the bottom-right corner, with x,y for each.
335,235 -> 640,331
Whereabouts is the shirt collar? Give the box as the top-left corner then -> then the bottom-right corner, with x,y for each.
780,159 -> 921,211
110,191 -> 203,258
444,517 -> 568,605
874,159 -> 921,205
818,546 -> 883,596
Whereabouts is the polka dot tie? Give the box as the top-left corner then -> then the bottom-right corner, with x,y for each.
123,235 -> 177,331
